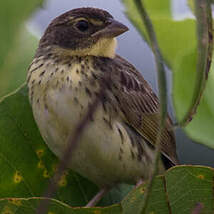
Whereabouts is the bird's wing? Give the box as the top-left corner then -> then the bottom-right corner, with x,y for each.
109,55 -> 178,165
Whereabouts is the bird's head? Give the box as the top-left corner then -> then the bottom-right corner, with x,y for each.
38,7 -> 129,58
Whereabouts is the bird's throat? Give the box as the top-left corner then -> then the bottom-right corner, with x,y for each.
53,38 -> 117,59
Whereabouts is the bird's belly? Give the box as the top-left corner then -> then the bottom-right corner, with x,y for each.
32,81 -> 154,187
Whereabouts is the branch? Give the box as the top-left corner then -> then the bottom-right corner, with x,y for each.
179,0 -> 213,126
133,0 -> 168,213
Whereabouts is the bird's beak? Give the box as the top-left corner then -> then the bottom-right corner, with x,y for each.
92,19 -> 129,38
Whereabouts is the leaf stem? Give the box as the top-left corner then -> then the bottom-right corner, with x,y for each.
179,0 -> 213,126
133,0 -> 168,213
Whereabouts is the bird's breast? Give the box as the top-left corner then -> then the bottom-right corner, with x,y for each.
28,55 -> 104,153
27,55 -> 155,187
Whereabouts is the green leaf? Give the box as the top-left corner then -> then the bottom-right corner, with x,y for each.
0,27 -> 38,98
184,65 -> 214,148
122,166 -> 214,214
0,0 -> 42,69
122,0 -> 214,149
0,197 -> 121,214
166,166 -> 214,214
122,176 -> 169,214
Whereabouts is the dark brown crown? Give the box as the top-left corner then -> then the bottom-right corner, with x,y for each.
51,7 -> 113,26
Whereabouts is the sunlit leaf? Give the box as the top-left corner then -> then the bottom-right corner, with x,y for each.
0,0 -> 42,68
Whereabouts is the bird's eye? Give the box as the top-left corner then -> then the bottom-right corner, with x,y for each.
76,20 -> 89,32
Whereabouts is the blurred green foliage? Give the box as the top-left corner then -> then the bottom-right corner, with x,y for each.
0,0 -> 42,68
0,0 -> 42,98
0,27 -> 38,98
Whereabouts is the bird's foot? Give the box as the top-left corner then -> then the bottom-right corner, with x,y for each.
85,187 -> 110,207
135,178 -> 145,188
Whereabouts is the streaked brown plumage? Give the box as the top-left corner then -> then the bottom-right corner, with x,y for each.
27,7 -> 178,206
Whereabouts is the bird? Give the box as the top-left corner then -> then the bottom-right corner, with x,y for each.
27,7 -> 178,207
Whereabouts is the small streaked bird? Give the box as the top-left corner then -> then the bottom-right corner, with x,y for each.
27,8 -> 178,207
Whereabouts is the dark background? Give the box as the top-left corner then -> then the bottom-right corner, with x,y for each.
28,0 -> 214,167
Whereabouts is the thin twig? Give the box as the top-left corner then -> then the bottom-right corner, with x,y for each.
133,0 -> 168,213
179,0 -> 213,126
36,87 -> 106,214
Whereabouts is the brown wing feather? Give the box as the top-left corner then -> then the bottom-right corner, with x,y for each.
110,55 -> 178,165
